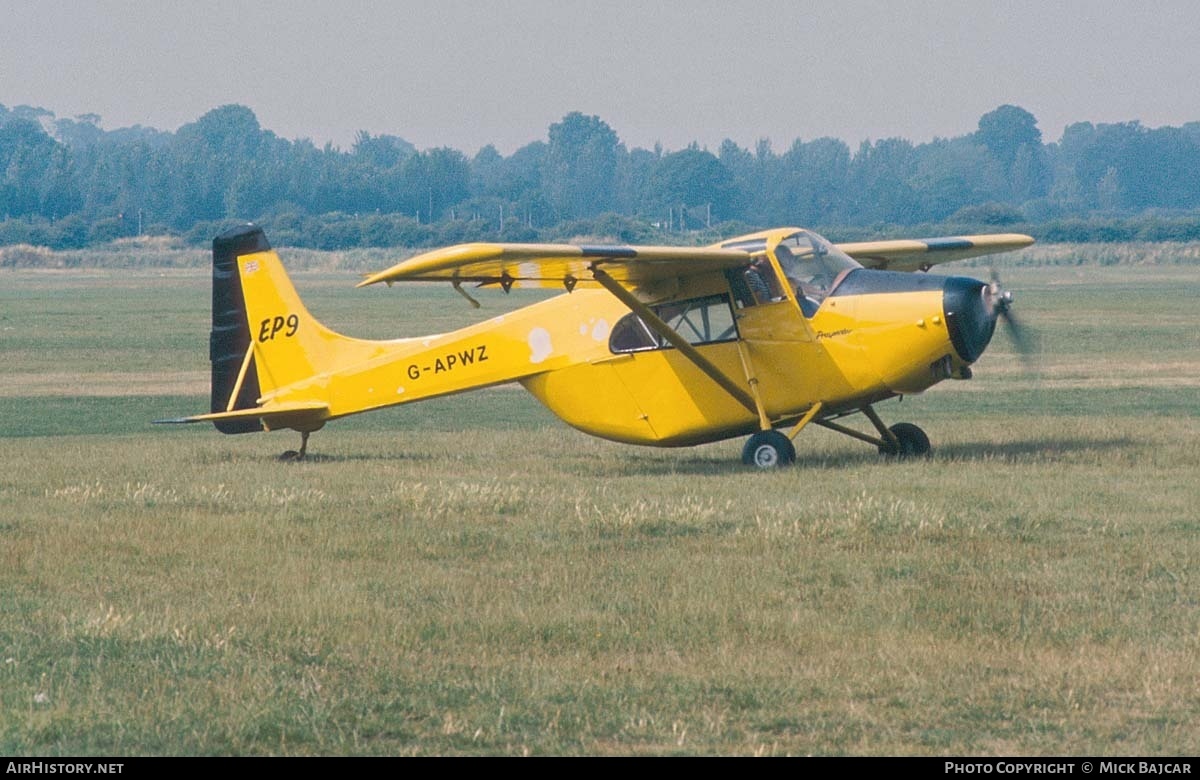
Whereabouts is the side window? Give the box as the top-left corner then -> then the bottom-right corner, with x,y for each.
609,295 -> 739,354
657,296 -> 738,344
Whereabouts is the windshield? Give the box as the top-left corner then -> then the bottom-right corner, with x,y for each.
771,231 -> 861,315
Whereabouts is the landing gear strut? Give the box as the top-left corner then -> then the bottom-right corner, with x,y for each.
812,405 -> 932,459
742,403 -> 933,467
279,431 -> 310,462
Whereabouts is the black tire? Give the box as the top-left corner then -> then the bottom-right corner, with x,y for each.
741,430 -> 797,468
878,422 -> 931,458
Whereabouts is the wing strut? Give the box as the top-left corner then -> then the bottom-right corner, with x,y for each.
733,338 -> 772,431
590,267 -> 759,416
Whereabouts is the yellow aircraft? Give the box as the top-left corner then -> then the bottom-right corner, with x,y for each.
161,224 -> 1033,467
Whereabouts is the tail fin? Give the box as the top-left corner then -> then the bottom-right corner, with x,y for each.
209,224 -> 354,433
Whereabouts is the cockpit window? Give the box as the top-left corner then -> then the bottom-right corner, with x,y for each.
772,231 -> 861,316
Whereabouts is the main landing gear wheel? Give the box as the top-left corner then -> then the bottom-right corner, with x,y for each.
878,422 -> 931,458
742,430 -> 796,469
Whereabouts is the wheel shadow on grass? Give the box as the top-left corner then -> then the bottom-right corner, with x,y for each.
729,434 -> 1142,470
194,449 -> 440,466
930,434 -> 1138,463
279,451 -> 440,464
604,434 -> 1140,476
789,434 -> 1137,468
211,434 -> 1138,473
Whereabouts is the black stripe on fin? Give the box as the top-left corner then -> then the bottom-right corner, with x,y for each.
209,224 -> 270,434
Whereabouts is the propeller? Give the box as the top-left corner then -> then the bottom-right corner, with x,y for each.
985,269 -> 1035,363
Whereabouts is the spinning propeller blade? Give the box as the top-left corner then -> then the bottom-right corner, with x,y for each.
987,269 -> 1036,364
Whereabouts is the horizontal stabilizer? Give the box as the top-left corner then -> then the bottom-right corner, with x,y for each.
155,400 -> 329,431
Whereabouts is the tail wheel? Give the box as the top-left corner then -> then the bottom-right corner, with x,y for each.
742,430 -> 796,468
878,422 -> 931,458
278,431 -> 311,462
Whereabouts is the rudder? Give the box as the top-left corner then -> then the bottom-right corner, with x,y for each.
210,224 -> 268,433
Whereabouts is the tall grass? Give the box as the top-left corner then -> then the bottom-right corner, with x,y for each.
3,419 -> 1197,755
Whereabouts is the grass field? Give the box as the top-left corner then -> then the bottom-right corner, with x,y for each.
1,249 -> 1198,755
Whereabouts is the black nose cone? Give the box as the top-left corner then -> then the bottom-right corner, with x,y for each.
943,277 -> 996,363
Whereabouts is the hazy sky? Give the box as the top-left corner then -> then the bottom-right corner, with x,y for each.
4,1 -> 1199,155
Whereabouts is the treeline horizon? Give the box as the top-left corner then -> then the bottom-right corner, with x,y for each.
4,101 -> 1200,249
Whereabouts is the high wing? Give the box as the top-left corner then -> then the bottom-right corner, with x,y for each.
357,242 -> 753,290
836,234 -> 1034,272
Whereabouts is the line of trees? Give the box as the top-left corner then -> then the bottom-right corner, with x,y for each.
4,102 -> 1200,249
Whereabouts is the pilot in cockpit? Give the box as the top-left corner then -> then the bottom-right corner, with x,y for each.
743,256 -> 775,303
